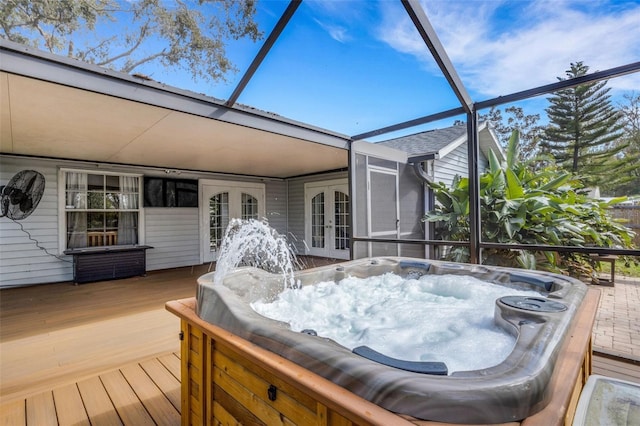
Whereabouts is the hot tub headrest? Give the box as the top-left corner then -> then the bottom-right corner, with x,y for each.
353,345 -> 448,376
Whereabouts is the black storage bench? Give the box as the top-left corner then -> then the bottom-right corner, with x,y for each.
64,245 -> 153,284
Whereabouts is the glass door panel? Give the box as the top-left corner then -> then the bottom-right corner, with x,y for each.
241,193 -> 259,219
334,190 -> 349,250
200,181 -> 265,263
209,192 -> 229,252
311,193 -> 325,248
305,180 -> 349,259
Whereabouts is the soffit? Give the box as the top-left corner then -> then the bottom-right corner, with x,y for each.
1,72 -> 348,178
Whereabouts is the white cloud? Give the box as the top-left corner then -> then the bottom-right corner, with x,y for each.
314,18 -> 350,43
377,0 -> 640,98
306,0 -> 377,43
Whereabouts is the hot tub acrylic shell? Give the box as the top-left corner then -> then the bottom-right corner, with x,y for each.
196,257 -> 588,424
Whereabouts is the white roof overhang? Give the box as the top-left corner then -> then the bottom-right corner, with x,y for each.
406,122 -> 504,162
0,42 -> 350,179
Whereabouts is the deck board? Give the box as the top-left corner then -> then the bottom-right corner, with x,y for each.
0,399 -> 25,426
140,357 -> 182,411
52,384 -> 90,426
120,363 -> 181,425
26,391 -> 57,426
157,352 -> 181,381
100,369 -> 156,425
592,354 -> 640,384
76,376 -> 123,426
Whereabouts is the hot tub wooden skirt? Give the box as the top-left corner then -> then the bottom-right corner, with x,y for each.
166,289 -> 599,426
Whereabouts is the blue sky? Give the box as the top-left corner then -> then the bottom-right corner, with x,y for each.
115,1 -> 640,139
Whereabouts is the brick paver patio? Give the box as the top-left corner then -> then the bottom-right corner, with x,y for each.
591,275 -> 640,360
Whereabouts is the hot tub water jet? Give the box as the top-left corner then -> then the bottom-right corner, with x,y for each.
213,218 -> 297,290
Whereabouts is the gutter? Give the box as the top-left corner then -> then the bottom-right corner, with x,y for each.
408,153 -> 437,185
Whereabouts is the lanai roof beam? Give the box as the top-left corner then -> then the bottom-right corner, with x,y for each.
351,106 -> 465,141
401,0 -> 473,114
225,0 -> 301,107
476,61 -> 640,110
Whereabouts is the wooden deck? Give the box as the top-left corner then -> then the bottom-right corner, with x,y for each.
1,263 -> 639,425
0,265 -> 202,404
592,351 -> 640,384
1,352 -> 181,426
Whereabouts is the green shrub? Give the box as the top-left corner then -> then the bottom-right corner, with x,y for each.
423,131 -> 636,277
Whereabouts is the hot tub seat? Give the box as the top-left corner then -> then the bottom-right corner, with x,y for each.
196,257 -> 588,424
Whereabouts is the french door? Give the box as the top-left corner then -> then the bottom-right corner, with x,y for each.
304,179 -> 350,259
200,180 -> 265,263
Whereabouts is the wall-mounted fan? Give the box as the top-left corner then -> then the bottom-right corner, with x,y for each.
0,170 -> 46,220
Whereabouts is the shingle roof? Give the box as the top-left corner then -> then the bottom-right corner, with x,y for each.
377,124 -> 467,156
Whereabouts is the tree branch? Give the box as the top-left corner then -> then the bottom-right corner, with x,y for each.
78,35 -> 117,61
95,23 -> 149,67
120,51 -> 167,73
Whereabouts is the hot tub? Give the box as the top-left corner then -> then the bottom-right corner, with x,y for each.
195,257 -> 589,424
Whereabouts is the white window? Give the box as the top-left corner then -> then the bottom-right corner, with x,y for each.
61,170 -> 142,250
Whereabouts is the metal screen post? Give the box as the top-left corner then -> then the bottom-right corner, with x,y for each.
348,140 -> 355,260
467,112 -> 481,264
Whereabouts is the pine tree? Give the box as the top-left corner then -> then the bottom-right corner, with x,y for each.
541,62 -> 630,193
614,92 -> 640,196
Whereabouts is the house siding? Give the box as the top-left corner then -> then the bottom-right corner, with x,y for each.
265,180 -> 287,236
145,208 -> 200,271
434,143 -> 469,186
0,157 -> 72,287
433,143 -> 490,187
